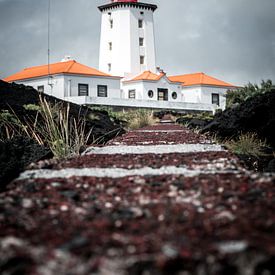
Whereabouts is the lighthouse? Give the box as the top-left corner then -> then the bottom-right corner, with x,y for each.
98,0 -> 158,78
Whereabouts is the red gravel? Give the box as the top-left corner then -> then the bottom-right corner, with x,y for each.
0,124 -> 275,275
33,151 -> 236,170
108,131 -> 209,145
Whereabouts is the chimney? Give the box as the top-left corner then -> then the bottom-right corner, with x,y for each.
61,55 -> 72,62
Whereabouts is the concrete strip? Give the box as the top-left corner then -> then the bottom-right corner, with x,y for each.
18,165 -> 237,181
84,144 -> 225,155
134,130 -> 186,133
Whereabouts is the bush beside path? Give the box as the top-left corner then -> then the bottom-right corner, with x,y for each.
0,123 -> 274,274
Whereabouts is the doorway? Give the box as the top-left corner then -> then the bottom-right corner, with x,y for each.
157,88 -> 168,101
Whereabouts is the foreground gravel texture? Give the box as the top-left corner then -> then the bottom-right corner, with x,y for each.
0,124 -> 275,275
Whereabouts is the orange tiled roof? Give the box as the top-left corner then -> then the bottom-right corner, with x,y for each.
126,70 -> 165,82
168,72 -> 235,87
4,60 -> 116,82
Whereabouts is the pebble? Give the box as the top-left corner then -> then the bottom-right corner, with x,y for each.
105,202 -> 113,209
217,241 -> 248,254
158,214 -> 165,221
60,205 -> 69,212
51,182 -> 61,187
22,199 -> 33,208
162,244 -> 178,258
215,211 -> 235,221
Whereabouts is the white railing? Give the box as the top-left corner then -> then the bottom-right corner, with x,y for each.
64,96 -> 217,112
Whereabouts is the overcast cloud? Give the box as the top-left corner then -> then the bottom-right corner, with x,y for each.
0,0 -> 275,85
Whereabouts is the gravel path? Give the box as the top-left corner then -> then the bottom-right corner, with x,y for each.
0,124 -> 274,275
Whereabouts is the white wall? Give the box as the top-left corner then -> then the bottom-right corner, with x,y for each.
200,86 -> 228,110
16,75 -> 65,99
16,74 -> 121,100
63,75 -> 121,99
99,5 -> 156,77
122,76 -> 182,101
182,85 -> 230,110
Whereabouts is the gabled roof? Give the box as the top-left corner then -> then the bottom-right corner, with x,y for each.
168,72 -> 236,88
124,70 -> 165,82
4,60 -> 119,82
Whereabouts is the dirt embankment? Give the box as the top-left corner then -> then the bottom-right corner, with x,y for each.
202,90 -> 275,148
0,80 -> 124,189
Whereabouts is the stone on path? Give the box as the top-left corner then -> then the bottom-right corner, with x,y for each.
0,124 -> 274,275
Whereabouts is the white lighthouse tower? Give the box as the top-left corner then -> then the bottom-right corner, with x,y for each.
98,0 -> 158,78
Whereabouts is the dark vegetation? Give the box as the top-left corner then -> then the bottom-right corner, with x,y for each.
176,80 -> 275,172
0,80 -> 124,189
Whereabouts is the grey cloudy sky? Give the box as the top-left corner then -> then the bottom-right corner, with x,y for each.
0,0 -> 275,85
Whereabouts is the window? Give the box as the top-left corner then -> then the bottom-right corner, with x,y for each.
148,90 -> 154,98
97,85 -> 108,97
37,85 -> 44,93
138,19 -> 143,28
140,11 -> 144,15
128,89 -> 136,99
78,84 -> 89,96
212,93 -> 220,106
110,19 -> 113,29
109,42 -> 112,51
108,63 -> 111,72
172,92 -> 177,99
139,37 -> 144,46
140,55 -> 145,65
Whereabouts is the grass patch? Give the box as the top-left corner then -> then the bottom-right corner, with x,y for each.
90,107 -> 156,130
224,133 -> 267,157
1,97 -> 92,159
126,109 -> 156,130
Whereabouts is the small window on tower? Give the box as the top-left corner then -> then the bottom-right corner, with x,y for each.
110,19 -> 113,29
108,63 -> 111,72
139,37 -> 144,46
109,42 -> 112,51
37,85 -> 44,93
140,55 -> 145,65
140,11 -> 144,15
138,19 -> 143,28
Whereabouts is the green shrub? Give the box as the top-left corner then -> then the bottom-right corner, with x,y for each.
23,104 -> 41,111
226,80 -> 273,108
0,110 -> 21,140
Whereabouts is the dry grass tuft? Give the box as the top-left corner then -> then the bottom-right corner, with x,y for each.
126,109 -> 156,130
224,133 -> 267,157
0,97 -> 92,159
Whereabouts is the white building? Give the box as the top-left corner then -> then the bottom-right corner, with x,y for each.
4,57 -> 122,102
3,0 -> 236,112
